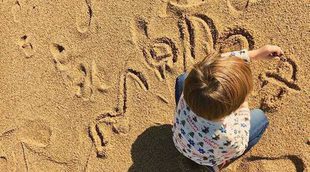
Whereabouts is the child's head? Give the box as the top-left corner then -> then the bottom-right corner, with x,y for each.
183,53 -> 253,121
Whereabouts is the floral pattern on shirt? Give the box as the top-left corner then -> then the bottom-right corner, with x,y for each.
172,95 -> 250,166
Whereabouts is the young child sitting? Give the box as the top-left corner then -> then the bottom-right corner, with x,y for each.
172,45 -> 284,171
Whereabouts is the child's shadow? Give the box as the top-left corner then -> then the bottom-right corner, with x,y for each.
129,124 -> 182,172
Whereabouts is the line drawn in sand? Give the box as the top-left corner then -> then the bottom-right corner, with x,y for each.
50,42 -> 109,101
239,155 -> 307,172
76,0 -> 93,33
258,56 -> 301,112
88,68 -> 149,158
18,35 -> 35,58
0,120 -> 76,171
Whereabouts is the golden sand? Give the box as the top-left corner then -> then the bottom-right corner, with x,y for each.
0,0 -> 309,171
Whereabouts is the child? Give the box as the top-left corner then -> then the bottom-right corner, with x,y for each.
172,45 -> 284,171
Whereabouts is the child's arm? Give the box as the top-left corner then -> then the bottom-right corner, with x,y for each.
221,45 -> 284,62
249,45 -> 284,60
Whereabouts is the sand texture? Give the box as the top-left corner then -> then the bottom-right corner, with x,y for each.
0,0 -> 309,171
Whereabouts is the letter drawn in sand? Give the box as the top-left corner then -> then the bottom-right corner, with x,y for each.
88,69 -> 149,158
258,56 -> 301,112
167,1 -> 255,71
134,18 -> 179,80
177,13 -> 219,70
75,61 -> 109,101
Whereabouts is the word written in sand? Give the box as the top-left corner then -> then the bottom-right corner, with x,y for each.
134,1 -> 255,77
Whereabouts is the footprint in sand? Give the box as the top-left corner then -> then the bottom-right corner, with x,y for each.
50,43 -> 108,101
22,144 -> 75,171
168,0 -> 207,8
76,0 -> 93,33
227,0 -> 262,12
0,120 -> 52,148
18,35 -> 35,58
237,155 -> 307,172
11,0 -> 21,23
0,120 -> 81,171
0,156 -> 8,172
258,56 -> 301,112
0,120 -> 54,171
50,43 -> 69,71
17,120 -> 52,147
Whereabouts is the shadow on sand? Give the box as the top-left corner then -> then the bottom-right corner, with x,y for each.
128,124 -> 183,172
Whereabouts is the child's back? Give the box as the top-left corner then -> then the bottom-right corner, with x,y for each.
173,46 -> 283,171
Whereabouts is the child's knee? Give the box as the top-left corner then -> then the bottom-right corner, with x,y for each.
251,109 -> 269,126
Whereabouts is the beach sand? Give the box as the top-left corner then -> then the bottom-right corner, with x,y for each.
0,0 -> 309,171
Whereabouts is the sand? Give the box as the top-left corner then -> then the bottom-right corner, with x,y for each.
0,0 -> 309,171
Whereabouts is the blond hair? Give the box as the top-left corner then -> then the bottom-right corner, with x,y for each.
183,53 -> 253,120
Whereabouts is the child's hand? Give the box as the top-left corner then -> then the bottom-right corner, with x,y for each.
249,45 -> 284,60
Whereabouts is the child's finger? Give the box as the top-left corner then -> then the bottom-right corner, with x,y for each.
277,48 -> 283,56
273,47 -> 283,56
271,52 -> 280,57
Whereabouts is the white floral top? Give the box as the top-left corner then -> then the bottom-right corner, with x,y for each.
172,50 -> 251,166
172,96 -> 250,166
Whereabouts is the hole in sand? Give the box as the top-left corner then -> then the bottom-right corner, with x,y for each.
56,44 -> 65,53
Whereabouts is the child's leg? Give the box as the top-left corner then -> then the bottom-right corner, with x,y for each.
244,108 -> 269,153
175,73 -> 188,105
